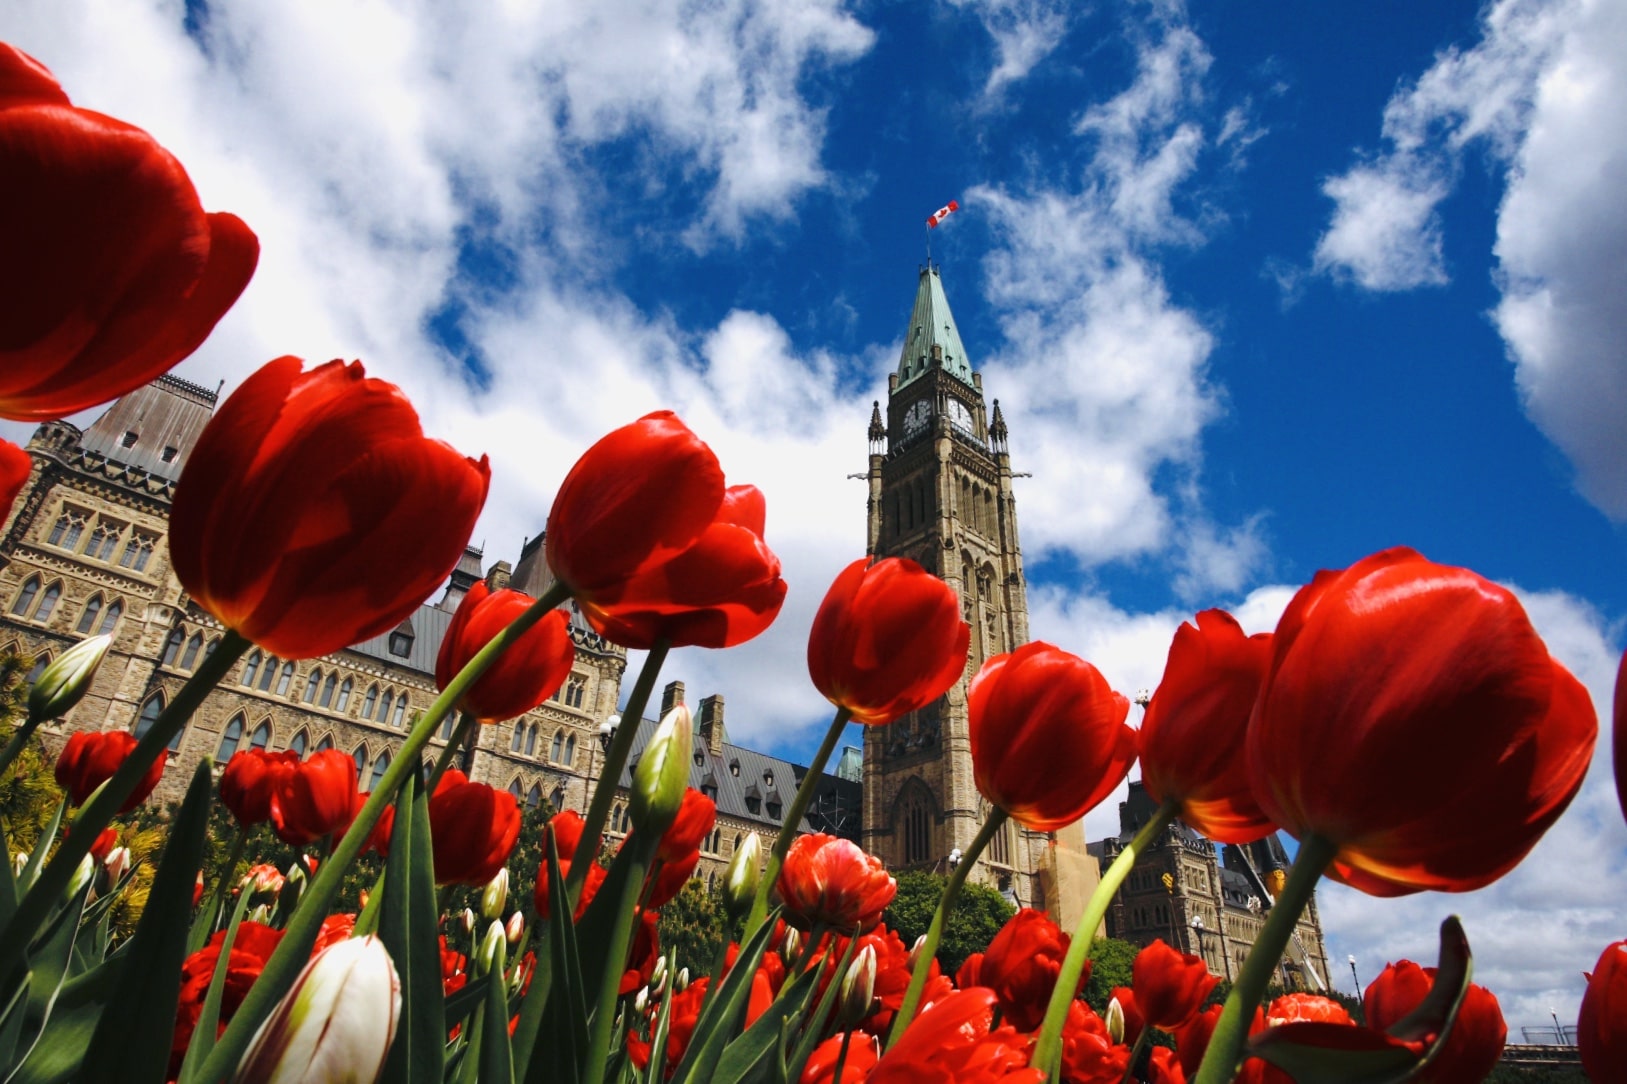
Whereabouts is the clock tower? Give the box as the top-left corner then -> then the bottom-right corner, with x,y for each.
861,265 -> 1095,915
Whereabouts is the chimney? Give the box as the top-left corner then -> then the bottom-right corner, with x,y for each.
486,559 -> 512,592
698,694 -> 725,756
660,680 -> 685,719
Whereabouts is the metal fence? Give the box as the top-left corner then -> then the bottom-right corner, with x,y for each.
1518,1025 -> 1579,1045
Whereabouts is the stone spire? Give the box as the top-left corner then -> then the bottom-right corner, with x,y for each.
868,400 -> 886,455
989,399 -> 1009,455
895,265 -> 974,391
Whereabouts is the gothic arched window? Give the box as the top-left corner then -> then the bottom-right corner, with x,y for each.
96,599 -> 121,636
563,734 -> 577,766
289,729 -> 308,758
249,720 -> 271,751
242,651 -> 262,687
320,673 -> 337,708
259,656 -> 279,691
315,734 -> 334,753
377,690 -> 394,723
216,713 -> 245,760
511,723 -> 525,752
390,696 -> 407,729
550,731 -> 564,762
34,581 -> 62,623
526,784 -> 543,811
134,691 -> 180,751
335,678 -> 352,712
179,631 -> 203,670
370,753 -> 391,790
10,576 -> 40,617
76,595 -> 104,635
303,669 -> 321,703
363,685 -> 378,718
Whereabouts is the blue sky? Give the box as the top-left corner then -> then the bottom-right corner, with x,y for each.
5,0 -> 1624,1034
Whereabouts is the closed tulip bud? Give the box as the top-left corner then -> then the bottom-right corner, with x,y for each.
481,867 -> 509,922
477,921 -> 506,977
65,853 -> 94,901
1105,997 -> 1126,1044
461,908 -> 477,937
675,967 -> 690,993
358,889 -> 369,910
634,987 -> 650,1014
250,903 -> 273,925
505,911 -> 524,945
839,944 -> 878,1027
283,863 -> 307,905
651,956 -> 670,997
27,634 -> 111,724
783,928 -> 802,962
12,852 -> 27,880
630,705 -> 693,837
234,934 -> 401,1084
103,845 -> 131,885
722,833 -> 761,919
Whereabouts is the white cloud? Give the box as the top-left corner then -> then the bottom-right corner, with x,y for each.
946,0 -> 1073,98
1312,0 -> 1627,518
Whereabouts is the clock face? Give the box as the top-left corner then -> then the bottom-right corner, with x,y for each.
903,398 -> 932,436
947,399 -> 974,434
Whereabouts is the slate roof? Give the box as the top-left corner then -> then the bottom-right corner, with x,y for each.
618,713 -> 861,841
78,374 -> 218,483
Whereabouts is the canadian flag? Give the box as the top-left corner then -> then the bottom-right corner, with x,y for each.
927,199 -> 959,228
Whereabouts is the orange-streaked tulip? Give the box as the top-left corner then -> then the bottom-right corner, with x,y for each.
1579,940 -> 1627,1083
1247,547 -> 1596,896
434,582 -> 574,722
968,642 -> 1135,831
0,45 -> 258,422
1133,938 -> 1218,1030
268,749 -> 361,848
169,357 -> 489,660
777,834 -> 896,933
546,412 -> 786,648
807,557 -> 969,725
1141,609 -> 1275,843
54,730 -> 164,811
233,934 -> 401,1084
1363,959 -> 1505,1083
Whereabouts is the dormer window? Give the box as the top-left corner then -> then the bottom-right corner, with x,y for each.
121,430 -> 138,448
161,446 -> 178,463
767,800 -> 782,821
729,759 -> 740,777
388,631 -> 412,657
745,795 -> 761,814
701,783 -> 717,799
762,770 -> 774,788
693,751 -> 704,767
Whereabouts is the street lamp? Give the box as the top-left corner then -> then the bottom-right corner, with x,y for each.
1348,954 -> 1360,994
1551,1006 -> 1566,1045
589,714 -> 619,807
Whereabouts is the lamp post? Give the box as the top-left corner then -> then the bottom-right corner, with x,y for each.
1348,954 -> 1361,995
1551,1006 -> 1566,1045
589,714 -> 619,809
1189,914 -> 1211,972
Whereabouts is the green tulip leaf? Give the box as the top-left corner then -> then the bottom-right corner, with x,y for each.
713,954 -> 824,1084
668,906 -> 783,1084
176,874 -> 258,1083
0,970 -> 31,1073
783,931 -> 861,1084
528,835 -> 588,1084
381,769 -> 446,1084
479,945 -> 515,1084
76,759 -> 212,1083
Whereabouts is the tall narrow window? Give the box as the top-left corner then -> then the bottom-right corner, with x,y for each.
563,734 -> 576,766
335,678 -> 352,712
33,582 -> 61,622
86,520 -> 121,560
216,713 -> 245,760
319,673 -> 337,708
76,595 -> 103,634
550,786 -> 566,811
161,628 -> 184,665
259,656 -> 279,691
511,724 -> 525,752
440,715 -> 455,740
96,599 -> 121,636
242,651 -> 262,687
377,690 -> 394,723
314,734 -> 333,753
249,721 -> 271,751
289,730 -> 308,758
353,744 -> 368,775
363,685 -> 378,718
551,731 -> 563,762
303,670 -> 320,703
526,784 -> 542,811
48,509 -> 86,550
275,662 -> 293,696
179,632 -> 202,670
118,533 -> 155,572
369,753 -> 390,790
25,654 -> 50,684
390,696 -> 407,729
508,779 -> 524,798
525,724 -> 537,756
10,577 -> 40,616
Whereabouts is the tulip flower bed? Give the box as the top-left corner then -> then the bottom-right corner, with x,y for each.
2,36 -> 1624,1084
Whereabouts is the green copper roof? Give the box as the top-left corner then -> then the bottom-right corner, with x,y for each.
896,266 -> 974,390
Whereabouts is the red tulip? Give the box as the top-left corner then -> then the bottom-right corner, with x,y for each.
54,730 -> 164,811
0,44 -> 257,422
777,834 -> 896,933
1140,609 -> 1275,843
1247,547 -> 1596,895
268,749 -> 361,847
1264,993 -> 1351,1027
976,909 -> 1074,1031
426,770 -> 521,886
869,988 -> 1044,1084
639,788 -> 716,908
801,1033 -> 881,1084
1,440 -> 30,522
435,582 -> 574,722
546,412 -> 786,649
1579,940 -> 1627,1083
968,642 -> 1135,832
533,810 -> 605,920
171,921 -> 284,1076
1133,939 -> 1218,1030
1614,649 -> 1625,827
807,557 -> 970,726
169,357 -> 490,659
1109,986 -> 1144,1046
628,977 -> 710,1075
863,926 -> 949,1038
219,748 -> 299,827
1058,1000 -> 1130,1084
1362,959 -> 1505,1083
86,827 -> 118,863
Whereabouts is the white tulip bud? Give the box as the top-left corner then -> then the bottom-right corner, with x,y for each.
103,846 -> 132,885
481,867 -> 509,922
1106,996 -> 1126,1045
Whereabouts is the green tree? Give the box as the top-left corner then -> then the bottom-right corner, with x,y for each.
883,870 -> 1015,977
1081,937 -> 1138,1014
657,878 -> 728,975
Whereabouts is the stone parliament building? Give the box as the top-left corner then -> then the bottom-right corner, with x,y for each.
0,266 -> 1328,985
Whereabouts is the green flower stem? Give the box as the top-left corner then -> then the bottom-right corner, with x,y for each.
427,710 -> 476,793
744,705 -> 851,941
199,822 -> 253,946
583,835 -> 657,1084
0,628 -> 251,975
1192,833 -> 1337,1084
568,638 -> 671,898
1118,1026 -> 1151,1084
885,805 -> 1009,1051
196,581 -> 570,1084
1032,798 -> 1178,1079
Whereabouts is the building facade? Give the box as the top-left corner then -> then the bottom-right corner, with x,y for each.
860,266 -> 1099,922
0,374 -> 855,893
1089,783 -> 1334,990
